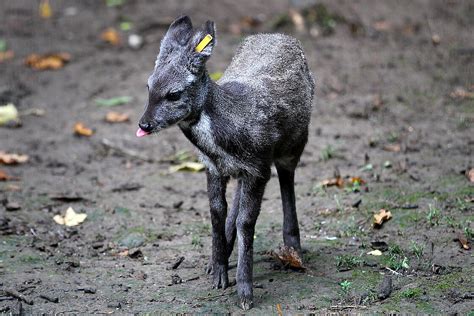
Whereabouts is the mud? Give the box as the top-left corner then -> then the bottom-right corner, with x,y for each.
1,0 -> 473,314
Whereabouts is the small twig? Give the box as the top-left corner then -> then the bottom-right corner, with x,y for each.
329,305 -> 367,310
1,289 -> 34,305
184,276 -> 199,283
195,291 -> 233,301
167,256 -> 185,270
385,267 -> 402,275
39,294 -> 59,303
101,138 -> 154,162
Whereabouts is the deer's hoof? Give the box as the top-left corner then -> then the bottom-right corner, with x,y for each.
212,264 -> 229,289
239,296 -> 253,310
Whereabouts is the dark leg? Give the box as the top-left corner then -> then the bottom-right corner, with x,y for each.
225,179 -> 242,259
236,172 -> 270,310
276,164 -> 301,252
206,171 -> 229,289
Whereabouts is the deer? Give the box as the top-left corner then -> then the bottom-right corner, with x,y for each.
136,15 -> 314,310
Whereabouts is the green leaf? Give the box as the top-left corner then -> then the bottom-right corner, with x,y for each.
106,0 -> 124,7
120,21 -> 132,31
95,96 -> 132,107
209,72 -> 223,81
0,39 -> 6,52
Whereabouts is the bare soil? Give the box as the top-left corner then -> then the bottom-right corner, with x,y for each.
1,0 -> 473,314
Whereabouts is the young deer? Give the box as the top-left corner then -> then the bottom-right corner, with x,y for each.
137,15 -> 314,309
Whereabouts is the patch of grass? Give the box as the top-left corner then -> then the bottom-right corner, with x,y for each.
114,206 -> 131,217
410,242 -> 424,259
333,194 -> 343,211
383,244 -> 409,271
427,204 -> 441,226
191,234 -> 202,248
464,224 -> 473,239
320,145 -> 336,161
387,131 -> 399,143
401,287 -> 422,298
339,280 -> 352,293
336,254 -> 363,271
338,222 -> 367,238
19,254 -> 42,264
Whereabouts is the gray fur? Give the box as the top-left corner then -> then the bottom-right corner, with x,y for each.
138,15 -> 314,310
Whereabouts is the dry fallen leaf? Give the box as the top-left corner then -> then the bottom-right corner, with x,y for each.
0,103 -> 20,126
0,50 -> 14,63
383,144 -> 401,152
450,87 -> 474,100
0,152 -> 29,165
0,169 -> 13,181
367,249 -> 383,256
74,122 -> 94,137
373,20 -> 391,31
39,0 -> 52,18
350,176 -> 366,185
467,168 -> 474,183
276,303 -> 283,316
289,8 -> 306,33
101,28 -> 121,46
53,207 -> 87,226
169,162 -> 205,173
320,176 -> 344,188
458,235 -> 470,250
25,53 -> 71,70
373,209 -> 392,228
272,245 -> 305,270
105,111 -> 130,123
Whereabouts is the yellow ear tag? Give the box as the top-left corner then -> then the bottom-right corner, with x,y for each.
195,34 -> 213,53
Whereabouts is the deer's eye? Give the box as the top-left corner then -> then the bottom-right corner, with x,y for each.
166,91 -> 182,102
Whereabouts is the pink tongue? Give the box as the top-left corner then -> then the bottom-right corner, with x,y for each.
136,128 -> 150,137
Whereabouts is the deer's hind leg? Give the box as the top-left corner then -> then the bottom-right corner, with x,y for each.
275,162 -> 301,252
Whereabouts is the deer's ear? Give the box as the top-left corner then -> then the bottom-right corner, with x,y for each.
163,15 -> 193,46
188,21 -> 216,74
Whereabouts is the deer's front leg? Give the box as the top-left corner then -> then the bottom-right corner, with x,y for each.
236,174 -> 269,310
206,171 -> 229,289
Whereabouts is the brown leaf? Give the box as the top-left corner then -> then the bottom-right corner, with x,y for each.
0,50 -> 14,63
105,111 -> 130,123
467,168 -> 474,183
458,235 -> 470,250
272,245 -> 305,270
0,152 -> 29,165
0,169 -> 9,181
101,28 -> 121,46
25,53 -> 71,70
383,144 -> 401,152
450,87 -> 474,100
74,122 -> 94,137
320,176 -> 344,188
373,209 -> 392,228
350,176 -> 366,185
0,169 -> 19,181
289,8 -> 306,33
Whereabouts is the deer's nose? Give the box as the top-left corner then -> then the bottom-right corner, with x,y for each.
139,121 -> 153,133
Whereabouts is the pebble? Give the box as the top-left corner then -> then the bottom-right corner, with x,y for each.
128,34 -> 143,49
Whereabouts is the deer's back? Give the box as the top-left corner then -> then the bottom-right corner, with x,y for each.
216,34 -> 314,163
219,33 -> 314,100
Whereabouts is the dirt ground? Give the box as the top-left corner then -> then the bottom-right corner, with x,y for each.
1,0 -> 473,314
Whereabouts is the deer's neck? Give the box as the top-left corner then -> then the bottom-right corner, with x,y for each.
179,74 -> 242,159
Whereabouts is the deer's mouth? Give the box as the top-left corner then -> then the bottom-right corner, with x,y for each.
136,127 -> 150,137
